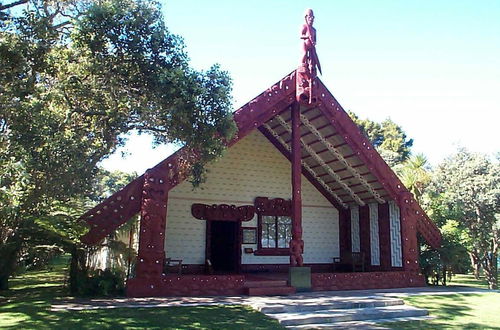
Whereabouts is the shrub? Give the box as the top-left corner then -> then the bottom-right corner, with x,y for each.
73,268 -> 125,297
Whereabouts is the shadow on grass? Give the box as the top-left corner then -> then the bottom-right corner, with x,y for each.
387,320 -> 500,330
385,293 -> 500,330
447,273 -> 499,289
0,259 -> 283,329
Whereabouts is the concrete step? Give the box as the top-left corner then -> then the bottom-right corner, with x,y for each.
244,280 -> 288,288
275,305 -> 428,326
247,286 -> 296,296
259,298 -> 404,314
288,315 -> 435,329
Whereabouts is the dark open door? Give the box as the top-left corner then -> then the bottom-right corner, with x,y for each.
207,221 -> 240,273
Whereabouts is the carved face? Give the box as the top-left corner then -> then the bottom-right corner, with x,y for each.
305,9 -> 314,25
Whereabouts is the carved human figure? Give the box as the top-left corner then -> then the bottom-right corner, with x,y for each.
290,239 -> 304,267
300,8 -> 321,75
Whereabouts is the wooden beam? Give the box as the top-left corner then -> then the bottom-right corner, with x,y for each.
275,115 -> 365,206
261,124 -> 348,209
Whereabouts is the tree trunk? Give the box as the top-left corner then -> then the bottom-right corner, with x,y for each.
69,245 -> 88,295
0,274 -> 9,290
483,252 -> 498,290
469,251 -> 481,279
0,237 -> 22,291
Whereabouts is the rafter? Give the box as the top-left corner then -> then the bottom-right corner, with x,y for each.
262,123 -> 348,209
300,114 -> 385,204
274,115 -> 365,206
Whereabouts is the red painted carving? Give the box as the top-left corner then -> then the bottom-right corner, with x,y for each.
290,101 -> 304,267
80,178 -> 142,245
399,192 -> 419,271
191,203 -> 255,222
254,197 -> 292,216
289,239 -> 304,267
234,72 -> 296,139
135,168 -> 169,279
297,8 -> 321,105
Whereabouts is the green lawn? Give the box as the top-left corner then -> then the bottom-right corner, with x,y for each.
383,273 -> 500,329
447,273 -> 496,289
0,259 -> 282,330
385,293 -> 500,329
2,260 -> 499,330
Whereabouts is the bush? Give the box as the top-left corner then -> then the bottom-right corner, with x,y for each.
17,245 -> 64,273
73,268 -> 125,297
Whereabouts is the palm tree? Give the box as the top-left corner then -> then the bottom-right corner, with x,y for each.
395,153 -> 431,203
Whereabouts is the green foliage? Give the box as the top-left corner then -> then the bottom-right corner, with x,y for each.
439,220 -> 471,274
72,268 -> 125,297
395,154 -> 431,203
348,111 -> 413,166
427,149 -> 499,289
17,245 -> 64,273
420,220 -> 471,286
1,0 -> 235,289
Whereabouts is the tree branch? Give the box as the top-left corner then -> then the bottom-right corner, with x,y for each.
128,125 -> 168,133
0,0 -> 28,11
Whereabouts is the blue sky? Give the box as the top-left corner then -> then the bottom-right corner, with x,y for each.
101,0 -> 500,174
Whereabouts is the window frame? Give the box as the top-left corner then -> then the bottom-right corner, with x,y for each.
256,214 -> 292,256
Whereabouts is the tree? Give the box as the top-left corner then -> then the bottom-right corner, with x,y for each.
0,0 -> 235,289
429,149 -> 499,289
348,111 -> 413,166
395,153 -> 431,203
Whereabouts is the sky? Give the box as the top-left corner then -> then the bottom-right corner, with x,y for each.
101,0 -> 500,174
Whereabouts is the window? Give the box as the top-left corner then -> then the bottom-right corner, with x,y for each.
254,197 -> 292,256
259,215 -> 292,249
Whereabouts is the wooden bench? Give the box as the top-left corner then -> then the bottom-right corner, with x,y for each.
164,258 -> 183,275
333,252 -> 365,272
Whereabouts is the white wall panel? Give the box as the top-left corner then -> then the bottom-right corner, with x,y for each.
165,131 -> 339,265
389,200 -> 402,267
350,206 -> 360,253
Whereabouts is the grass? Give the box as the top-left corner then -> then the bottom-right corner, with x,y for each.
383,272 -> 500,329
447,273 -> 495,289
2,259 -> 499,330
385,293 -> 500,329
0,258 -> 283,330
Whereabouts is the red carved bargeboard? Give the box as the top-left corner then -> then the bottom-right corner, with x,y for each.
127,274 -> 245,297
254,197 -> 292,216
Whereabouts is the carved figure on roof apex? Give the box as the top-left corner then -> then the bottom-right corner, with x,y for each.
300,8 -> 322,76
297,8 -> 322,104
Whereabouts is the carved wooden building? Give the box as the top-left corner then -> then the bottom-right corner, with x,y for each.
79,70 -> 441,297
79,10 -> 441,296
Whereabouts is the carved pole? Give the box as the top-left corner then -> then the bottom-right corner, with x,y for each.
399,192 -> 419,272
290,102 -> 304,266
135,168 -> 169,279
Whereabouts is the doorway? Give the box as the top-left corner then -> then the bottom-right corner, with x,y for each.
207,221 -> 240,273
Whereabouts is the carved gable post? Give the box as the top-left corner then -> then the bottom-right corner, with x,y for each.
399,192 -> 419,272
135,168 -> 169,279
290,102 -> 304,267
